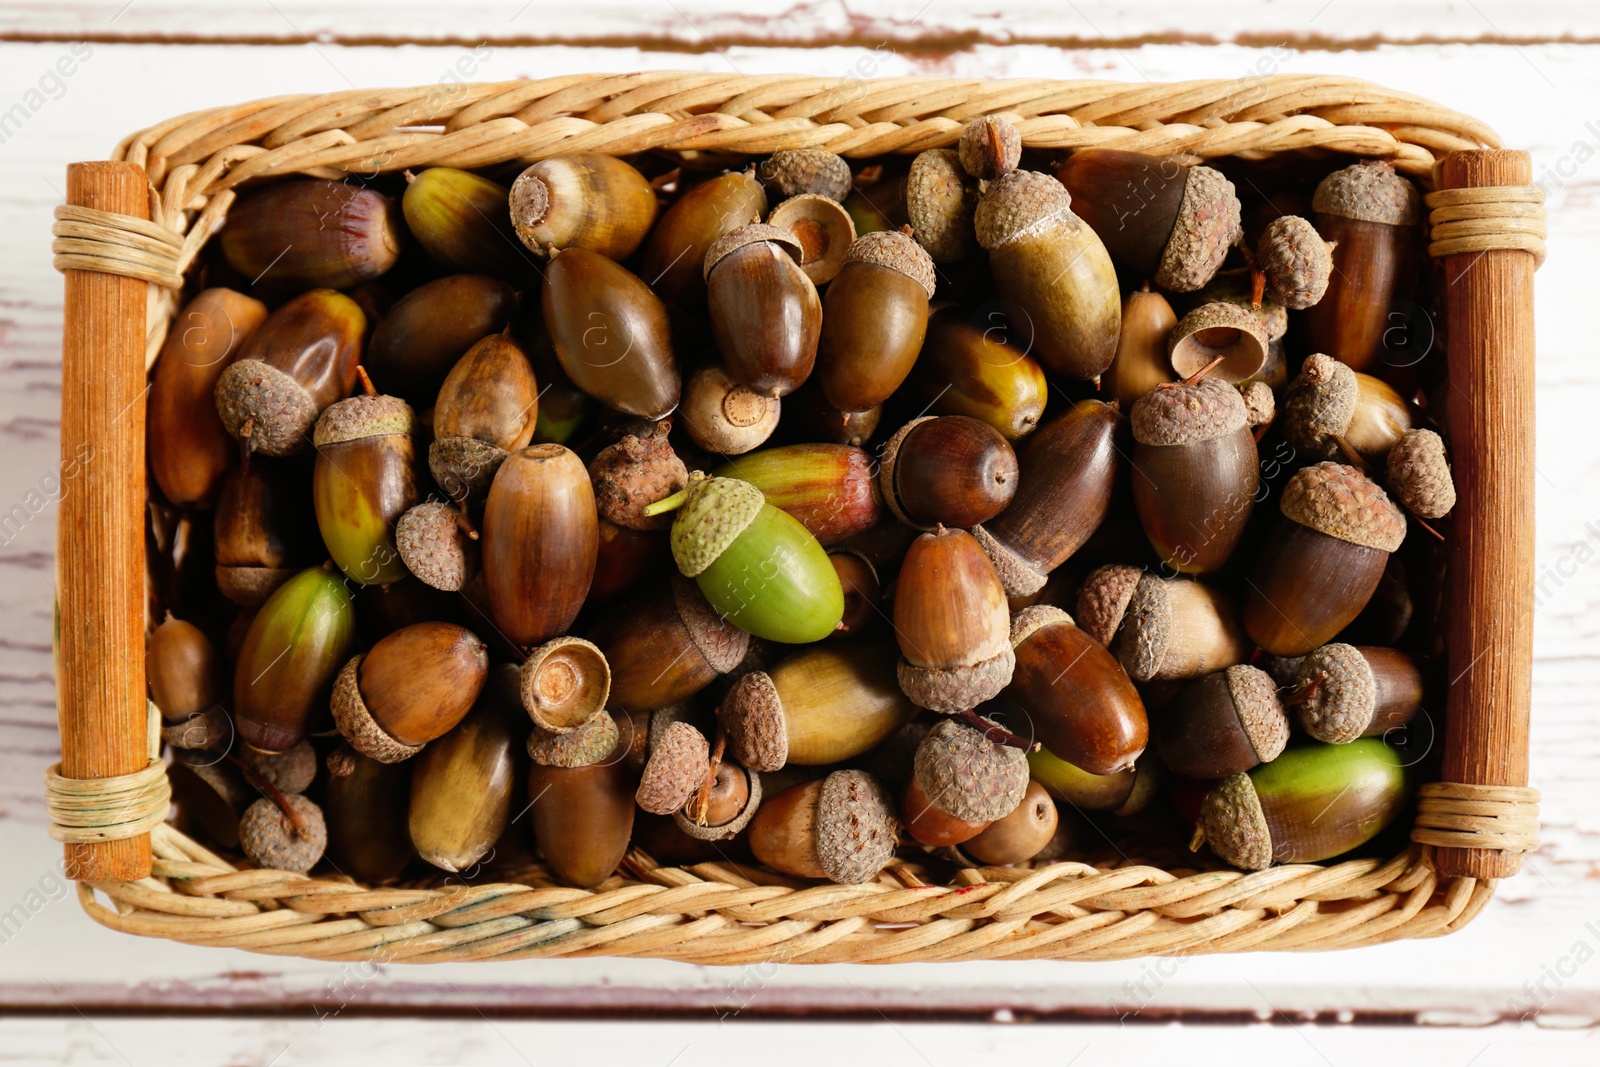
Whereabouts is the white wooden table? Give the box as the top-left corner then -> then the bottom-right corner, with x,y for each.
2,3 -> 1598,1062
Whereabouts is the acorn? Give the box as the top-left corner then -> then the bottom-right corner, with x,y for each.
427,332 -> 539,505
408,662 -> 524,873
1154,665 -> 1288,779
1386,429 -> 1456,519
906,148 -> 977,263
880,416 -> 1017,530
233,566 -> 355,753
963,779 -> 1058,865
784,385 -> 883,447
768,194 -> 858,284
401,167 -> 526,279
1285,643 -> 1423,745
639,169 -> 767,310
481,444 -> 598,649
893,526 -> 1015,713
759,149 -> 852,201
1055,150 -> 1240,293
508,153 -> 656,261
588,422 -> 688,530
1282,353 -> 1411,464
331,621 -> 489,763
1166,301 -> 1269,384
910,716 -> 1030,840
590,518 -> 668,601
711,443 -> 882,546
214,459 -> 319,604
1243,462 -> 1407,657
586,577 -> 749,712
214,289 -> 365,457
816,229 -> 936,411
958,115 -> 1022,181
324,751 -> 414,884
312,393 -> 419,586
239,794 -> 328,874
542,247 -> 680,419
148,288 -> 268,508
1257,215 -> 1334,310
528,749 -> 636,888
1304,160 -> 1423,372
717,642 -> 915,771
527,708 -> 622,769
704,223 -> 822,398
680,363 -> 781,456
646,473 -> 844,644
1196,737 -> 1409,870
1112,574 -> 1250,684
747,770 -> 897,884
220,179 -> 400,290
675,760 -> 762,842
365,274 -> 519,407
830,550 -> 881,638
396,501 -> 478,592
1028,746 -> 1161,814
1129,374 -> 1258,574
902,775 -> 991,848
520,636 -> 611,735
146,614 -> 226,726
1003,606 -> 1147,775
972,400 -> 1125,596
636,719 -> 710,815
908,306 -> 1049,439
1104,286 -> 1177,408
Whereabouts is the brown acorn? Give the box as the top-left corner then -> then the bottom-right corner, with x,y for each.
1386,429 -> 1456,519
1154,665 -> 1288,779
959,115 -> 1023,181
747,770 -> 898,884
894,526 -> 1016,713
427,332 -> 540,505
542,247 -> 680,419
1304,160 -> 1423,372
1244,463 -> 1407,657
679,363 -> 782,456
587,577 -> 749,712
1028,747 -> 1162,814
711,443 -> 882,546
909,306 -> 1049,440
146,614 -> 226,725
1104,286 -> 1177,408
1285,643 -> 1423,745
963,779 -> 1058,865
148,289 -> 268,507
906,148 -> 977,264
324,752 -> 414,884
830,550 -> 881,638
1112,574 -> 1250,684
1282,353 -> 1412,465
528,751 -> 636,888
509,153 -> 656,261
973,400 -> 1125,596
902,775 -> 991,847
1003,606 -> 1147,775
364,274 -> 518,406
214,460 -> 317,607
214,289 -> 365,457
220,179 -> 400,290
909,717 -> 1030,843
880,416 -> 1017,531
639,169 -> 767,310
481,444 -> 597,649
401,167 -> 527,279
312,394 -> 419,586
675,760 -> 763,842
1257,215 -> 1334,310
590,519 -> 668,601
1129,376 -> 1258,574
704,223 -> 822,398
1055,150 -> 1240,293
816,229 -> 936,411
758,149 -> 853,202
520,636 -> 611,735
395,502 -> 479,592
768,194 -> 858,284
331,622 -> 488,763
1167,302 -> 1269,383
588,422 -> 688,530
782,381 -> 882,447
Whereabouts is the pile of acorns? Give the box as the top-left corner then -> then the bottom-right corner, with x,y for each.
145,114 -> 1455,888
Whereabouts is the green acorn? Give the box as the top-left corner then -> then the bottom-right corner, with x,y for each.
233,565 -> 356,754
644,473 -> 843,644
312,392 -> 418,586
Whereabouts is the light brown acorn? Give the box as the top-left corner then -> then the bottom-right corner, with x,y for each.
639,169 -> 767,310
509,153 -> 657,261
364,274 -> 518,406
894,526 -> 1016,713
1110,573 -> 1251,684
679,364 -> 781,456
428,332 -> 540,504
816,229 -> 937,412
962,780 -> 1059,865
908,306 -> 1049,440
1104,286 -> 1177,408
1282,353 -> 1412,465
331,621 -> 490,763
1167,301 -> 1269,384
146,614 -> 226,728
704,223 -> 822,398
1285,643 -> 1424,745
587,577 -> 749,712
747,770 -> 898,884
1154,665 -> 1289,779
220,179 -> 401,290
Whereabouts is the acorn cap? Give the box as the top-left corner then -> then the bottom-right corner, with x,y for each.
1239,381 -> 1275,429
718,670 -> 787,772
1280,462 -> 1407,552
527,709 -> 621,768
239,794 -> 327,874
1292,642 -> 1376,744
636,719 -> 710,814
521,636 -> 611,734
1114,575 -> 1176,684
313,394 -> 414,447
767,193 -> 857,285
671,574 -> 751,674
703,222 -> 805,279
1009,604 -> 1074,648
913,716 -> 1029,822
646,704 -> 695,754
1154,165 -> 1241,293
1201,268 -> 1289,341
396,501 -> 478,592
1198,772 -> 1272,870
215,359 -> 318,457
958,115 -> 1022,181
508,166 -> 551,233
216,564 -> 297,608
1225,664 -> 1290,764
841,229 -> 937,299
759,149 -> 853,202
1387,428 -> 1456,520
878,416 -> 935,530
428,435 -> 509,502
589,423 -> 688,531
1312,159 -> 1423,227
1166,301 -> 1268,383
1281,353 -> 1356,460
897,644 -> 1016,715
1130,375 -> 1249,447
970,524 -> 1048,598
1258,215 -> 1333,310
1075,564 -> 1143,647
240,739 -> 318,794
974,170 -> 1075,250
674,765 -> 763,841
814,769 -> 898,884
330,654 -> 425,764
906,149 -> 977,264
668,473 -> 765,577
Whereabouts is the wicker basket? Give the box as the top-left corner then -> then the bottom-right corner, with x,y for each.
48,72 -> 1544,964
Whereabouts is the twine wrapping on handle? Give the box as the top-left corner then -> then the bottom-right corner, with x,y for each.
45,703 -> 171,846
1426,185 -> 1547,265
1411,782 -> 1541,854
52,204 -> 185,290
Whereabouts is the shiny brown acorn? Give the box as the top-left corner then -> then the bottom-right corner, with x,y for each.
364,274 -> 519,405
331,621 -> 489,762
1103,285 -> 1177,408
543,247 -> 679,418
220,179 -> 401,290
704,223 -> 822,398
402,167 -> 527,279
528,751 -> 636,888
213,460 -> 318,606
639,169 -> 767,310
428,332 -> 539,504
894,526 -> 1016,713
903,717 -> 1030,847
816,229 -> 937,411
312,394 -> 418,586
712,443 -> 882,546
146,614 -> 226,726
510,153 -> 657,261
747,770 -> 897,884
909,306 -> 1049,440
1109,573 -> 1251,684
587,577 -> 749,712
1285,643 -> 1424,744
675,759 -> 762,842
1155,665 -> 1288,779
880,415 -> 1017,530
590,519 -> 668,601
829,550 -> 881,638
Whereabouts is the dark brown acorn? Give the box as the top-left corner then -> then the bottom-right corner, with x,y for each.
220,179 -> 401,290
747,770 -> 897,884
1111,573 -> 1250,683
1282,353 -> 1412,464
401,168 -> 526,279
680,363 -> 781,455
481,444 -> 597,649
312,394 -> 418,586
233,566 -> 356,753
1285,643 -> 1423,744
829,550 -> 881,638
510,153 -> 657,261
1154,665 -> 1288,779
146,614 -> 226,725
214,459 -> 318,606
782,380 -> 882,446
590,519 -> 668,601
881,415 -> 1018,530
909,306 -> 1049,440
1167,302 -> 1269,383
428,332 -> 539,504
816,229 -> 936,411
330,621 -> 489,762
324,752 -> 414,884
712,443 -> 882,546
894,526 -> 1015,713
587,577 -> 749,712
148,288 -> 268,507
364,274 -> 518,405
962,779 -> 1059,865
902,775 -> 990,847
704,223 -> 822,398
768,193 -> 858,284
639,169 -> 767,310
1243,463 -> 1407,657
972,400 -> 1125,597
528,750 -> 636,888
1129,375 -> 1258,574
542,247 -> 679,419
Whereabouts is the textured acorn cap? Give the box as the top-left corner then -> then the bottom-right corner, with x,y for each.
1114,575 -> 1175,684
1075,564 -> 1143,647
1312,159 -> 1423,226
913,717 -> 1030,822
671,574 -> 750,674
1009,604 -> 1075,648
1198,772 -> 1272,870
1154,165 -> 1242,293
527,709 -> 620,768
675,765 -> 763,841
396,501 -> 478,592
1281,353 -> 1357,460
239,794 -> 328,874
507,166 -> 552,240
1166,301 -> 1269,383
330,655 -> 425,764
215,359 -> 318,457
240,739 -> 318,794
718,670 -> 788,772
668,473 -> 765,577
906,149 -> 977,264
878,416 -> 935,530
216,564 -> 297,608
521,636 -> 611,734
970,524 -> 1048,597
703,222 -> 805,279
958,115 -> 1022,181
1387,428 -> 1456,520
636,719 -> 710,815
1239,381 -> 1275,429
1292,642 -> 1376,744
313,394 -> 414,446
897,644 -> 1016,715
815,769 -> 898,884
1224,665 -> 1290,764
1201,268 -> 1289,340
1130,375 -> 1249,447
759,149 -> 853,202
1280,462 -> 1407,552
1258,215 -> 1333,310
974,170 -> 1075,250
429,435 -> 509,502
589,424 -> 688,531
842,229 -> 938,299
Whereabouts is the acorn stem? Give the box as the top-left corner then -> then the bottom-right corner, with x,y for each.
355,364 -> 378,398
641,487 -> 690,517
1332,433 -> 1368,471
1279,672 -> 1327,707
954,709 -> 1041,752
227,751 -> 311,838
1413,514 -> 1446,542
689,732 -> 728,826
1161,353 -> 1228,390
